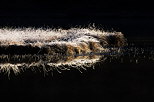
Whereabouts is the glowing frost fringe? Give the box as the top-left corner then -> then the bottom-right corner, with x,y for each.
0,27 -> 126,74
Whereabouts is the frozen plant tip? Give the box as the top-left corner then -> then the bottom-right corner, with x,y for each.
0,27 -> 127,74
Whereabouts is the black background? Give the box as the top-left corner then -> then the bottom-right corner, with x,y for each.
0,0 -> 154,101
0,0 -> 153,38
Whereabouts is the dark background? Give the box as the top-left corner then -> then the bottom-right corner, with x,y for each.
0,0 -> 154,38
0,0 -> 154,101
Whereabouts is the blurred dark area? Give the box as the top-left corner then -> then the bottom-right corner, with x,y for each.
0,0 -> 154,38
0,56 -> 154,102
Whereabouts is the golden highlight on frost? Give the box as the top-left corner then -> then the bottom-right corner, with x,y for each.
0,27 -> 126,74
